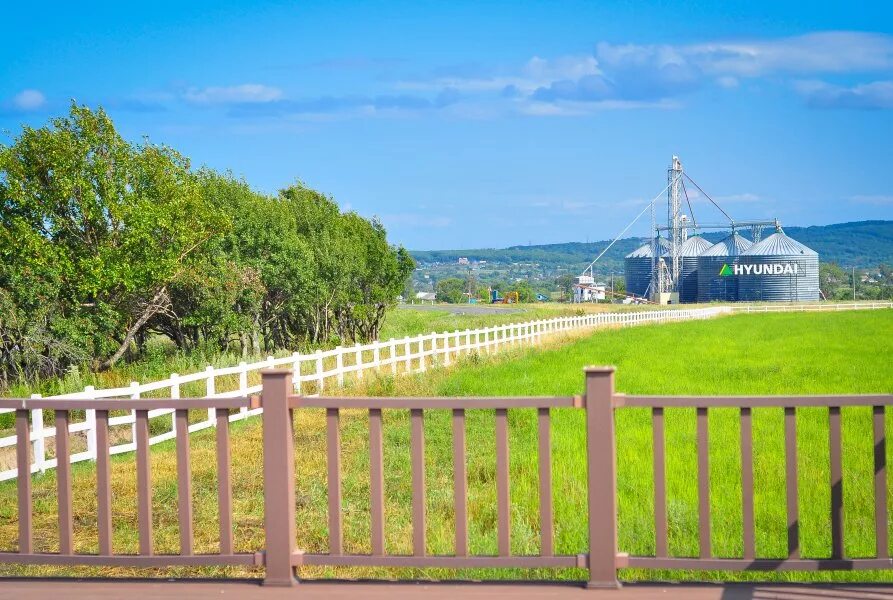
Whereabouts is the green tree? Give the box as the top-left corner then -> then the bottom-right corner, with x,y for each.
0,104 -> 224,378
435,278 -> 467,304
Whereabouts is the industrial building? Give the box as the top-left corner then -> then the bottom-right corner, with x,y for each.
582,156 -> 820,304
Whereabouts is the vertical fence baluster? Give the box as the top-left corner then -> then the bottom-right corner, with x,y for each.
785,406 -> 799,558
15,410 -> 31,554
697,406 -> 710,559
411,408 -> 426,556
652,406 -> 667,557
96,409 -> 113,555
453,408 -> 468,557
875,406 -> 888,559
262,370 -> 297,586
176,409 -> 193,556
136,409 -> 153,556
316,350 -> 324,393
55,410 -> 73,555
830,406 -> 844,559
496,408 -> 511,556
369,409 -> 385,556
327,408 -> 343,555
741,407 -> 755,560
584,367 -> 619,588
538,407 -> 553,557
216,408 -> 233,555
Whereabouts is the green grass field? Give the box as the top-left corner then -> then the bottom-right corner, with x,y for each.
1,309 -> 891,584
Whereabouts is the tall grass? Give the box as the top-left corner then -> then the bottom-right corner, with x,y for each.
0,310 -> 890,583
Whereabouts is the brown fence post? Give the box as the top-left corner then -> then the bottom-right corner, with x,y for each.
261,369 -> 298,587
584,366 -> 620,589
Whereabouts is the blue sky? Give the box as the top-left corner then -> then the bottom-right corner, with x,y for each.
2,1 -> 892,250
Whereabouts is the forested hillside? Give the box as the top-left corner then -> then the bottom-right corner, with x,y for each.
0,105 -> 413,384
412,220 -> 893,271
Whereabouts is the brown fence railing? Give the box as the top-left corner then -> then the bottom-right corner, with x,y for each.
1,369 -> 891,587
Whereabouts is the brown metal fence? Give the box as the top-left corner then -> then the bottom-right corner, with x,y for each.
1,368 -> 891,587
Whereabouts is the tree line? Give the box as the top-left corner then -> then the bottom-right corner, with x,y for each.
0,104 -> 414,384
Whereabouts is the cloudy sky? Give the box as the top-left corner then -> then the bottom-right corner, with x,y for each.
2,1 -> 892,249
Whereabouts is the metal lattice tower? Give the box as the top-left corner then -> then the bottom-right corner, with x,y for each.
667,156 -> 684,292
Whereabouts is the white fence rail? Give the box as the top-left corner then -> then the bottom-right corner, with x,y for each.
736,301 -> 893,313
2,302 -> 890,482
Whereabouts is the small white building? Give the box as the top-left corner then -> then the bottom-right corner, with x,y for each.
573,275 -> 606,302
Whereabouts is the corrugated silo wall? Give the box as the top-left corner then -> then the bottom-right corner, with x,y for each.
737,255 -> 820,301
678,256 -> 700,303
697,255 -> 741,302
624,257 -> 652,297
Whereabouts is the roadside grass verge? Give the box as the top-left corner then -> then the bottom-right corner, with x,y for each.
0,310 -> 890,584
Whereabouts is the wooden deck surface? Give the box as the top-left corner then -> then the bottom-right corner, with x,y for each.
2,579 -> 893,600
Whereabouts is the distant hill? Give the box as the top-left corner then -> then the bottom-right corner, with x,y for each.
410,220 -> 893,272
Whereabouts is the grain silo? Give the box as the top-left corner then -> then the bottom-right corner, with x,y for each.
676,235 -> 714,303
697,232 -> 753,302
624,238 -> 668,298
737,231 -> 820,301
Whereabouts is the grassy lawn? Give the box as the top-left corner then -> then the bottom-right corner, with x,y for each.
0,309 -> 891,584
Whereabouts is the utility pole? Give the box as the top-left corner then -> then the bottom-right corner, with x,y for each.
853,266 -> 856,301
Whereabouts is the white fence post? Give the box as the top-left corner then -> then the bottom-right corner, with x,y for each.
31,396 -> 45,473
336,347 -> 345,386
239,362 -> 249,417
404,337 -> 411,372
292,353 -> 301,395
170,373 -> 180,435
443,333 -> 450,367
354,344 -> 363,380
390,339 -> 398,375
130,381 -> 140,446
205,366 -> 215,425
85,385 -> 97,461
316,349 -> 325,392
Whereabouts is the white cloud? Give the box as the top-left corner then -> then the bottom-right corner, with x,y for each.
183,84 -> 283,104
406,31 -> 893,112
397,55 -> 601,95
849,194 -> 893,206
685,32 -> 893,77
795,80 -> 893,110
12,89 -> 46,111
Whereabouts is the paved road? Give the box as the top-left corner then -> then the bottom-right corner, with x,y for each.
4,579 -> 892,600
398,303 -> 524,315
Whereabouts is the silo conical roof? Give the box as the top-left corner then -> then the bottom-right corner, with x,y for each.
699,232 -> 753,257
743,232 -> 818,256
625,238 -> 669,258
677,235 -> 714,257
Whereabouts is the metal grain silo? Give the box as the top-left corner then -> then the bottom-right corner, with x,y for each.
624,238 -> 668,298
676,235 -> 714,303
737,232 -> 820,302
697,232 -> 753,302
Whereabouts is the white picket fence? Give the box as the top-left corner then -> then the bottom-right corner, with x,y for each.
2,301 -> 890,482
736,301 -> 893,313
